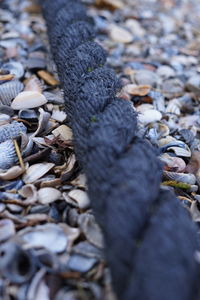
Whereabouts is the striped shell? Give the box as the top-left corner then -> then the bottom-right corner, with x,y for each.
0,140 -> 17,170
0,80 -> 24,105
0,121 -> 27,143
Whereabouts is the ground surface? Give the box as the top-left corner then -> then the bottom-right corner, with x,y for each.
0,0 -> 200,299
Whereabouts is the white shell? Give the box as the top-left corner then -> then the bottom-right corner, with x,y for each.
0,219 -> 15,242
23,163 -> 55,183
11,91 -> 47,110
68,189 -> 90,210
52,125 -> 73,141
0,165 -> 24,180
138,109 -> 162,124
38,187 -> 61,204
19,224 -> 68,253
109,24 -> 133,43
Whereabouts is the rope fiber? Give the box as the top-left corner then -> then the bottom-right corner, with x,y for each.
41,1 -> 200,299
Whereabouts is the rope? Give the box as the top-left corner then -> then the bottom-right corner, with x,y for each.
41,1 -> 200,299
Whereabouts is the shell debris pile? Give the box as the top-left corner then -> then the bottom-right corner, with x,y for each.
0,0 -> 200,299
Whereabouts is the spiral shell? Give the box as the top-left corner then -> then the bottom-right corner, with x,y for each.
0,80 -> 24,105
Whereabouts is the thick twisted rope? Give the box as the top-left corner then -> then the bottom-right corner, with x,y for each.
41,1 -> 200,299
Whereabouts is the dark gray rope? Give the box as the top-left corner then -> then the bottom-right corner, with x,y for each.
41,1 -> 200,299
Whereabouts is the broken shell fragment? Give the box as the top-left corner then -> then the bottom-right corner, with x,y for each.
19,184 -> 38,205
23,163 -> 55,183
11,91 -> 47,110
52,125 -> 73,141
24,75 -> 43,93
123,84 -> 151,96
0,80 -> 24,105
38,187 -> 61,204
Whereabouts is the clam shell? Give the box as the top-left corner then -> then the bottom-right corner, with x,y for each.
11,91 -> 47,110
0,121 -> 27,143
67,189 -> 90,210
19,224 -> 68,253
23,162 -> 55,183
38,187 -> 61,204
0,140 -> 17,169
0,165 -> 24,180
0,219 -> 15,242
24,75 -> 43,93
19,184 -> 38,205
0,80 -> 24,105
3,62 -> 24,78
163,171 -> 196,185
18,109 -> 38,122
138,109 -> 162,124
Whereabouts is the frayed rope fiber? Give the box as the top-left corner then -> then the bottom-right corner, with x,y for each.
41,1 -> 200,299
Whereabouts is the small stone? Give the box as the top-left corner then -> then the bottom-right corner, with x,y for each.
11,91 -> 47,110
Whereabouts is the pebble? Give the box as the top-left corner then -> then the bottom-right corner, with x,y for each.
11,91 -> 47,110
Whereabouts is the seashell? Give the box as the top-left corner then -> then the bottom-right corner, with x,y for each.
73,241 -> 104,260
158,136 -> 176,147
0,219 -> 15,242
43,91 -> 64,104
0,140 -> 17,169
186,75 -> 200,95
51,109 -> 67,122
0,121 -> 27,143
32,108 -> 51,137
19,109 -> 38,122
0,114 -> 10,126
66,254 -> 97,273
19,224 -> 68,253
96,0 -> 124,10
37,70 -> 59,86
160,153 -> 186,172
0,105 -> 14,116
167,145 -> 191,157
109,24 -> 133,43
11,91 -> 47,110
190,201 -> 200,222
136,104 -> 154,113
138,109 -> 162,125
52,125 -> 73,141
71,174 -> 87,189
0,165 -> 24,180
19,184 -> 38,205
26,269 -> 50,300
38,187 -> 61,204
67,189 -> 90,210
0,242 -> 36,283
166,99 -> 181,115
23,162 -> 55,183
163,171 -> 196,185
2,62 -> 24,78
24,75 -> 43,93
0,80 -> 24,105
78,213 -> 104,248
123,84 -> 151,96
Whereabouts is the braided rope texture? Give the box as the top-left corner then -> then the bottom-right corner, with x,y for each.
41,1 -> 200,299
